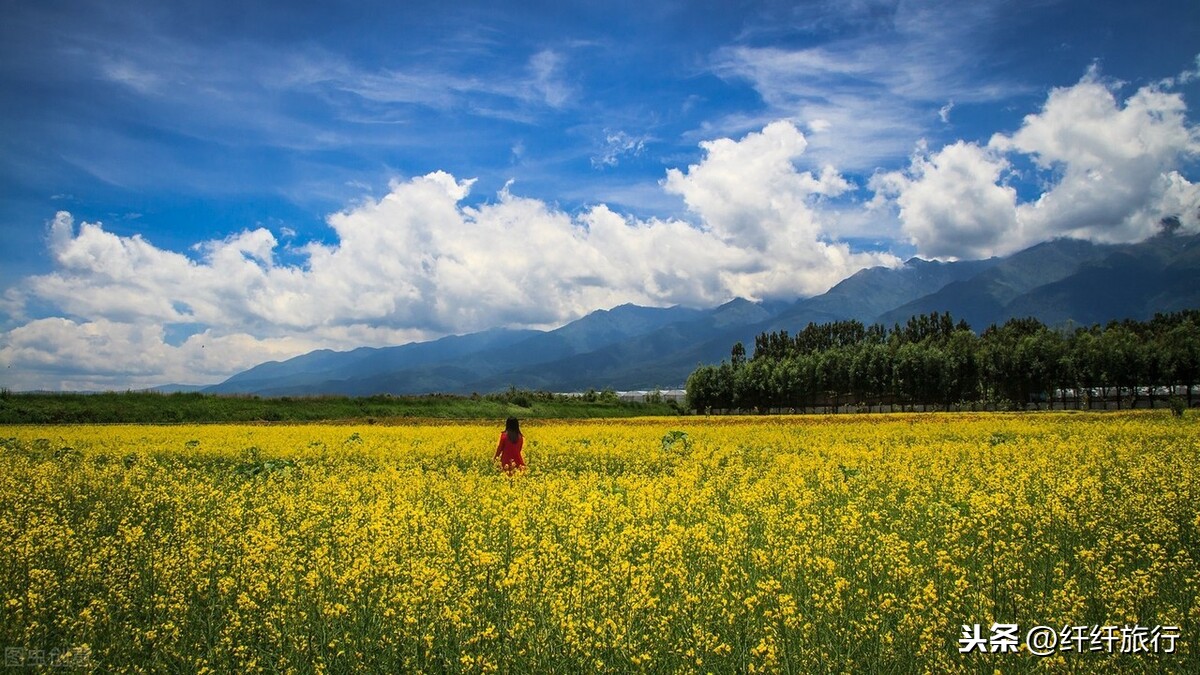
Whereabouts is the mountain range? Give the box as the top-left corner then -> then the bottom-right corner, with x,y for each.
194,233 -> 1200,396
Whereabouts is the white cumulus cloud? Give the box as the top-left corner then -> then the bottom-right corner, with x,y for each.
1,121 -> 896,390
872,68 -> 1200,259
0,318 -> 330,391
991,68 -> 1200,245
664,121 -> 853,248
870,141 -> 1018,259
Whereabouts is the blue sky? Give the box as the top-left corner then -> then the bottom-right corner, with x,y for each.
1,0 -> 1198,390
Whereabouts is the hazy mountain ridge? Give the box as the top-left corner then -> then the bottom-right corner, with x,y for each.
199,234 -> 1200,396
873,238 -> 1113,329
207,329 -> 540,395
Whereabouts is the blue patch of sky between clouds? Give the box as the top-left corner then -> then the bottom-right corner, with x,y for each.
843,236 -> 915,259
163,321 -> 208,348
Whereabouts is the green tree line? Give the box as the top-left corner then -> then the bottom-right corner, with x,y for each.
685,310 -> 1200,413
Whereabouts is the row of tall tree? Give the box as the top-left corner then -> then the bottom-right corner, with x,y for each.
685,311 -> 1200,413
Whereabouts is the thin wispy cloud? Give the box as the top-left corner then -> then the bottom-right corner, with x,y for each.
711,0 -> 1030,169
591,131 -> 649,169
938,101 -> 955,124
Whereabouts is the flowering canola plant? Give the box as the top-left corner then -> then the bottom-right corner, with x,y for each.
1,412 -> 1197,673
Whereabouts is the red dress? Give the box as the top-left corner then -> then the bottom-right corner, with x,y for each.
494,432 -> 525,471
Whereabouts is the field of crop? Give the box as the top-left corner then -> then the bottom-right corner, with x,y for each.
1,412 -> 1197,673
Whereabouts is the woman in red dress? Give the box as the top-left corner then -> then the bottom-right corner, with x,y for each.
494,417 -> 526,473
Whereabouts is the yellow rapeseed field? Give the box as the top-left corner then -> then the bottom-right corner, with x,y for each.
1,412 -> 1197,673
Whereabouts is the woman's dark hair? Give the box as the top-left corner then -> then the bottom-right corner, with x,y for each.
505,417 -> 521,440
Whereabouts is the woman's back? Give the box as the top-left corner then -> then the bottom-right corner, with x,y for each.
495,419 -> 525,471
